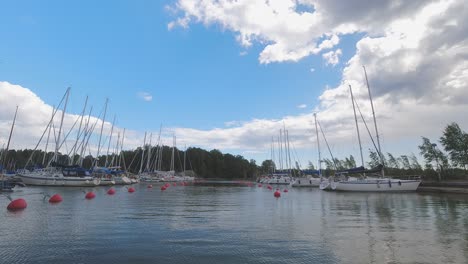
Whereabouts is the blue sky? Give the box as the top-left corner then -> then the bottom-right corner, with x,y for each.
2,0 -> 465,167
0,0 -> 352,131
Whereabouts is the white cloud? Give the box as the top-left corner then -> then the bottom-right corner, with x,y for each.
322,49 -> 342,66
137,92 -> 153,102
310,68 -> 315,73
163,0 -> 468,164
297,104 -> 307,109
2,0 -> 468,167
168,0 -> 432,64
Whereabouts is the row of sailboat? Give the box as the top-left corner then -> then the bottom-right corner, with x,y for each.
1,87 -> 194,190
260,66 -> 421,192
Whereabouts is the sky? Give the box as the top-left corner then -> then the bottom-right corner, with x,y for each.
0,0 -> 467,168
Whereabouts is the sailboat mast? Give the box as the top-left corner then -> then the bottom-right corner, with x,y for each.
286,130 -> 293,176
139,132 -> 147,174
146,133 -> 152,172
363,66 -> 384,176
170,135 -> 175,172
349,85 -> 364,167
2,106 -> 18,169
72,96 -> 88,165
95,98 -> 108,167
363,66 -> 382,157
79,106 -> 93,167
42,106 -> 54,166
54,87 -> 70,164
105,115 -> 116,167
314,113 -> 322,178
119,129 -> 125,169
183,145 -> 186,173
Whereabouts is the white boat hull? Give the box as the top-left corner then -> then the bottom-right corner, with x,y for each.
17,173 -> 100,187
292,177 -> 321,187
334,179 -> 421,192
114,176 -> 132,185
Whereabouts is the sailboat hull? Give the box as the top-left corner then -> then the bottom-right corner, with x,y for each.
17,173 -> 100,187
334,179 -> 421,192
292,177 -> 321,187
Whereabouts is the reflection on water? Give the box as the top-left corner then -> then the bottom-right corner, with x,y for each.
1,184 -> 467,263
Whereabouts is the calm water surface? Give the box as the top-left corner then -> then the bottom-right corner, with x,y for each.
1,183 -> 467,264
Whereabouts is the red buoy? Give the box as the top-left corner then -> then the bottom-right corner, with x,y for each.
7,198 -> 27,211
85,192 -> 96,199
172,183 -> 177,187
274,190 -> 281,198
128,187 -> 135,193
258,184 -> 262,187
48,194 -> 63,203
161,186 -> 167,191
147,184 -> 153,189
107,188 -> 116,195
283,189 -> 289,193
267,185 -> 273,190
165,183 -> 170,187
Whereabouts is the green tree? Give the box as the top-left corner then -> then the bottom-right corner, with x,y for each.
367,149 -> 380,168
419,137 -> 449,180
387,153 -> 399,169
440,122 -> 468,170
261,159 -> 275,173
307,161 -> 315,170
410,153 -> 422,170
399,155 -> 411,169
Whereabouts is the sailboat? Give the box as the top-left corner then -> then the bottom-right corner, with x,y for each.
17,88 -> 100,187
259,128 -> 294,185
1,106 -> 26,191
293,113 -> 322,187
332,67 -> 421,192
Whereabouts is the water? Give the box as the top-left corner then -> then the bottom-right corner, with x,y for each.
1,184 -> 468,264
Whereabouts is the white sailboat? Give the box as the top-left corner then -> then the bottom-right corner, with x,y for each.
293,113 -> 322,187
18,88 -> 100,187
333,68 -> 421,192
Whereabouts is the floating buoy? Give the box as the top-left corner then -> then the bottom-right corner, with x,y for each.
128,187 -> 135,193
147,184 -> 153,189
274,190 -> 281,198
107,188 -> 116,195
85,192 -> 96,199
172,183 -> 177,187
161,186 -> 167,191
48,194 -> 63,203
283,189 -> 288,193
267,185 -> 273,190
7,198 -> 27,211
165,183 -> 170,187
258,184 -> 262,187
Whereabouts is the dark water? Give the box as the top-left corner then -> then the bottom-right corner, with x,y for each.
1,184 -> 468,264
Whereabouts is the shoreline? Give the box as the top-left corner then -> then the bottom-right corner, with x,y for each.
418,181 -> 468,194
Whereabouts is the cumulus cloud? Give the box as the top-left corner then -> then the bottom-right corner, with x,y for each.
137,92 -> 153,102
2,0 -> 468,166
164,0 -> 468,159
168,0 -> 433,64
322,49 -> 342,66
